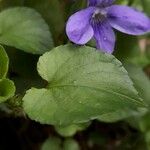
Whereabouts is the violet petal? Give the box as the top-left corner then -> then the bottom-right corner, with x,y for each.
66,7 -> 95,45
107,5 -> 150,35
92,21 -> 116,53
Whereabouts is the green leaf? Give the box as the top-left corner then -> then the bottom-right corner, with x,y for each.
23,44 -> 145,125
0,7 -> 53,54
0,45 -> 16,103
63,139 -> 80,150
55,123 -> 90,137
0,78 -> 15,103
0,45 -> 8,78
98,65 -> 150,123
98,108 -> 143,123
24,0 -> 65,44
41,137 -> 80,150
42,137 -> 61,150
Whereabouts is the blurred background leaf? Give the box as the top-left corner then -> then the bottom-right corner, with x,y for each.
24,0 -> 65,45
0,7 -> 53,54
0,45 -> 8,78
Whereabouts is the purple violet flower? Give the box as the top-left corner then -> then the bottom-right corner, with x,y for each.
66,0 -> 150,53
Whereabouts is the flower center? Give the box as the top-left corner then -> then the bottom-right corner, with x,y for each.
92,8 -> 107,23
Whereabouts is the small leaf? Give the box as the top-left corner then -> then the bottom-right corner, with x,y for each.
23,44 -> 145,125
0,45 -> 8,78
0,7 -> 53,54
0,78 -> 15,103
63,139 -> 80,150
42,137 -> 61,150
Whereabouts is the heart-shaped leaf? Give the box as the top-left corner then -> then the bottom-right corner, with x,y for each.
23,44 -> 145,125
0,7 -> 53,54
